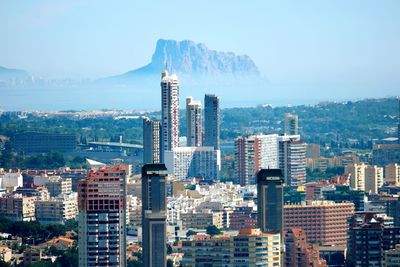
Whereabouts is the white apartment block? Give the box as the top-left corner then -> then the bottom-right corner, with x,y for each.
165,146 -> 221,180
35,193 -> 78,224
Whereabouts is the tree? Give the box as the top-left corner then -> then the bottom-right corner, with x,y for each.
167,259 -> 174,267
206,225 -> 221,236
186,230 -> 197,237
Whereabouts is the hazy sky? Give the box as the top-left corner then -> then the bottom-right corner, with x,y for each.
1,0 -> 399,87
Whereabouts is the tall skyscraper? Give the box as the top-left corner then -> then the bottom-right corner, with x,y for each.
161,70 -> 179,160
234,134 -> 279,186
78,165 -> 127,267
204,94 -> 220,150
186,97 -> 202,147
143,117 -> 161,164
284,113 -> 299,135
257,169 -> 284,234
142,164 -> 167,267
278,135 -> 306,186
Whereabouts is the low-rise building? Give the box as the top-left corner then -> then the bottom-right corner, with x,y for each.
181,209 -> 223,230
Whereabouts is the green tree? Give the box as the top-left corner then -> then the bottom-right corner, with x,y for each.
206,225 -> 221,236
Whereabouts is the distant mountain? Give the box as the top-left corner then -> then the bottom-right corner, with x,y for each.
0,66 -> 31,86
103,39 -> 260,82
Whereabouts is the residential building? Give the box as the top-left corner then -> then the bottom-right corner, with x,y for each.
365,165 -> 384,194
347,212 -> 400,267
306,143 -> 320,159
372,144 -> 400,166
45,176 -> 72,197
0,246 -> 12,263
0,172 -> 23,189
385,164 -> 400,185
78,164 -> 128,267
0,194 -> 36,221
284,201 -> 355,246
142,164 -> 167,267
234,134 -> 279,186
285,228 -> 327,267
161,70 -> 180,159
204,94 -> 220,150
229,206 -> 257,230
257,169 -> 284,234
186,97 -> 202,147
23,247 -> 43,267
35,193 -> 78,224
181,210 -> 223,230
164,146 -> 220,180
278,134 -> 306,186
284,113 -> 299,135
346,163 -> 367,191
385,244 -> 400,267
12,131 -> 76,153
143,117 -> 161,164
181,228 -> 281,267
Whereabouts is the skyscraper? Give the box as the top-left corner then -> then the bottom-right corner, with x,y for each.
284,113 -> 299,135
161,70 -> 179,160
257,169 -> 284,234
204,94 -> 220,150
143,117 -> 161,164
142,164 -> 168,267
234,134 -> 279,186
278,135 -> 306,186
78,164 -> 127,267
186,97 -> 202,147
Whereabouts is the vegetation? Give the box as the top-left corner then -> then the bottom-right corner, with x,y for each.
206,225 -> 222,236
0,217 -> 72,244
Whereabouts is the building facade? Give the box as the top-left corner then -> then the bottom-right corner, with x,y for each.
204,94 -> 220,150
35,193 -> 77,224
257,169 -> 284,234
181,229 -> 280,267
161,70 -> 180,159
12,131 -> 76,153
284,201 -> 355,246
143,117 -> 161,164
0,194 -> 36,221
142,164 -> 168,267
164,146 -> 220,180
284,113 -> 299,135
78,165 -> 128,267
278,135 -> 306,186
186,97 -> 202,147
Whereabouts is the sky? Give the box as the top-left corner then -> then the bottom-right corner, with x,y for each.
0,0 -> 399,90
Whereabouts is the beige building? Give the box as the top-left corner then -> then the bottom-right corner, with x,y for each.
0,246 -> 12,263
0,194 -> 36,221
365,165 -> 384,195
45,176 -> 72,197
346,163 -> 383,194
385,164 -> 400,185
35,193 -> 77,224
181,210 -> 223,230
182,228 -> 280,267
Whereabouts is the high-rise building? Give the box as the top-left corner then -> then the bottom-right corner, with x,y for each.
346,163 -> 384,194
185,97 -> 202,147
278,135 -> 307,186
257,169 -> 284,234
78,165 -> 128,267
142,164 -> 167,267
164,146 -> 220,180
347,212 -> 400,267
161,70 -> 179,160
385,163 -> 400,185
143,117 -> 161,164
204,94 -> 220,150
284,201 -> 354,246
181,228 -> 281,267
365,165 -> 384,195
235,134 -> 279,186
284,113 -> 299,135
